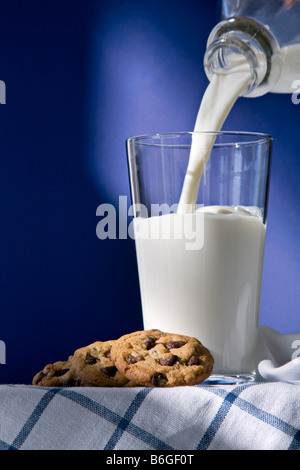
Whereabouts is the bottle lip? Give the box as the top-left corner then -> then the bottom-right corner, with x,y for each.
204,17 -> 282,97
203,36 -> 258,96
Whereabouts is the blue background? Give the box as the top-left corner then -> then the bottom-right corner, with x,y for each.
0,0 -> 299,384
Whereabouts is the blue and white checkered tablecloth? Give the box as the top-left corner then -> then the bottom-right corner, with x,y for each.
0,381 -> 299,451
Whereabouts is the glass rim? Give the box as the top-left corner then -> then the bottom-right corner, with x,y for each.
126,131 -> 272,148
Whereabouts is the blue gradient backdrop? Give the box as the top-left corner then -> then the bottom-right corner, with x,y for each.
0,0 -> 299,384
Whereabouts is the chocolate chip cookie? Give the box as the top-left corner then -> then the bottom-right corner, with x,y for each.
69,340 -> 131,387
110,329 -> 214,387
32,361 -> 78,387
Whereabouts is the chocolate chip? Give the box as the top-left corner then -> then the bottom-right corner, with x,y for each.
102,366 -> 117,377
35,371 -> 47,384
165,341 -> 186,350
68,377 -> 82,387
105,352 -> 112,360
127,355 -> 144,364
144,337 -> 156,350
159,355 -> 178,366
63,378 -> 78,387
150,372 -> 168,387
187,355 -> 201,366
54,368 -> 70,377
85,353 -> 98,365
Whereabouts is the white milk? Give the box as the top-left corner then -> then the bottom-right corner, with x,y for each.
134,207 -> 266,374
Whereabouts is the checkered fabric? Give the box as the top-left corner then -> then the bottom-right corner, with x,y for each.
0,382 -> 299,450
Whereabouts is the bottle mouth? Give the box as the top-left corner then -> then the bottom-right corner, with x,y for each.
203,17 -> 282,98
204,36 -> 258,96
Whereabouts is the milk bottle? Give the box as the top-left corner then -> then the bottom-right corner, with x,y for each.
204,0 -> 300,97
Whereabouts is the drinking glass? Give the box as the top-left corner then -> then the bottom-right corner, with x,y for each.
126,131 -> 272,384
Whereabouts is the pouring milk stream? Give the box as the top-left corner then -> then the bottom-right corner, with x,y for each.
177,59 -> 251,214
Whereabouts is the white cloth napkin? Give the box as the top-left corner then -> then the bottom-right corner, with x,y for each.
256,325 -> 300,383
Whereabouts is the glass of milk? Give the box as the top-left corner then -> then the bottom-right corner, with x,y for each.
126,131 -> 272,384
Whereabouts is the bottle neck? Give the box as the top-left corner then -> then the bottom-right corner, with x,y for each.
204,17 -> 282,97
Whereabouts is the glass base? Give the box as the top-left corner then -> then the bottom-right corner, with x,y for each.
201,373 -> 256,386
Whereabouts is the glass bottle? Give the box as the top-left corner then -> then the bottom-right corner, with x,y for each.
204,0 -> 300,97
